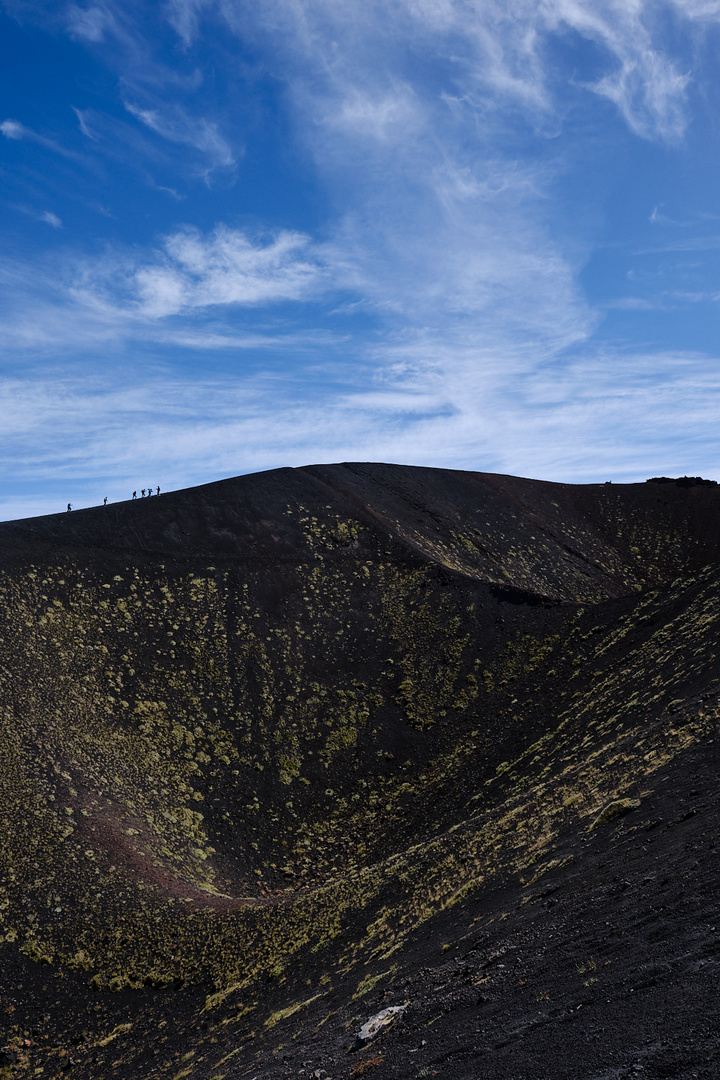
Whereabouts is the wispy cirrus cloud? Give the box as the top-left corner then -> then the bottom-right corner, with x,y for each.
44,0 -> 705,207
173,0 -> 702,140
1,117 -> 79,158
9,204 -> 64,229
63,3 -> 239,182
67,225 -> 326,318
9,0 -> 711,146
0,224 -> 330,359
123,101 -> 236,176
151,0 -> 705,356
667,0 -> 720,21
66,2 -> 117,43
0,118 -> 25,139
69,105 -> 197,180
39,210 -> 62,228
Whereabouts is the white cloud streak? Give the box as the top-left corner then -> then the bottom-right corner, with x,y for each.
1,117 -> 77,157
66,3 -> 117,43
174,0 -> 704,140
62,225 -> 326,318
147,0 -> 710,361
40,211 -> 62,228
1,119 -> 25,139
0,244 -> 335,361
123,101 -> 236,176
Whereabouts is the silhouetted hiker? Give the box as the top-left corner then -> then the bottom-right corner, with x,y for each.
141,489 -> 146,497
132,491 -> 137,499
67,503 -> 72,512
156,486 -> 160,496
148,484 -> 152,494
103,496 -> 107,506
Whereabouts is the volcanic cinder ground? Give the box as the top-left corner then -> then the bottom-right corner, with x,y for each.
0,462 -> 718,1080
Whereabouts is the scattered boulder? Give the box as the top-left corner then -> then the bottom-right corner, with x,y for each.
589,798 -> 641,831
352,1004 -> 408,1050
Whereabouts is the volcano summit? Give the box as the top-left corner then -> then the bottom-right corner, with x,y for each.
0,463 -> 718,1079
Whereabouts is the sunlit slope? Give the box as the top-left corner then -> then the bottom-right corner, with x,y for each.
0,464 -> 718,1004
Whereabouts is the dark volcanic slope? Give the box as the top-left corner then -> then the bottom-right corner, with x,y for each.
0,463 -> 718,1080
4,463 -> 720,593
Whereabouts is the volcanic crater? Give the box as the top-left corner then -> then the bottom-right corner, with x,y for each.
0,462 -> 718,1079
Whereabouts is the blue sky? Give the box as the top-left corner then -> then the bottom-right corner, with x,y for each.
2,0 -> 720,518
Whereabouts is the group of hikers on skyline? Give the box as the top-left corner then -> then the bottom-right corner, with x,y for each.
66,486 -> 161,512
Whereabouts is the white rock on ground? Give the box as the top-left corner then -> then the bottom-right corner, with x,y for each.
353,1004 -> 408,1050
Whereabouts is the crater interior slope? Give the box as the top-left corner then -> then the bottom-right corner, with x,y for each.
0,463 -> 718,1080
